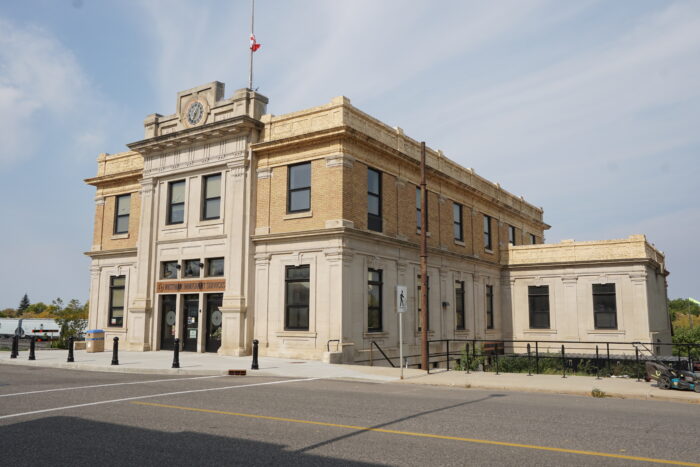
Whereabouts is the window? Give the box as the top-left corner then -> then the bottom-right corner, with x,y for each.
206,258 -> 224,277
162,261 -> 178,279
508,225 -> 516,246
287,162 -> 311,213
202,174 -> 221,220
367,269 -> 383,331
183,259 -> 201,278
114,194 -> 131,234
108,276 -> 125,327
417,275 -> 430,331
483,215 -> 492,250
285,265 -> 310,330
593,284 -> 617,329
528,286 -> 550,329
455,281 -> 465,330
453,203 -> 463,241
486,285 -> 494,329
168,180 -> 186,224
416,187 -> 428,231
530,234 -> 537,245
367,168 -> 382,232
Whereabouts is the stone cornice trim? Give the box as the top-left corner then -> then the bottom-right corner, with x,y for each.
84,248 -> 138,258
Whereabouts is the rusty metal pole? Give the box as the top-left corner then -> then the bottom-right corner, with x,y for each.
420,142 -> 429,371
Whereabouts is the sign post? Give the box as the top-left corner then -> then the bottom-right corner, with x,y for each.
397,285 -> 407,379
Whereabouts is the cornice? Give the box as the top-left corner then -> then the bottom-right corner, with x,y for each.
128,115 -> 262,155
84,248 -> 138,259
84,169 -> 143,187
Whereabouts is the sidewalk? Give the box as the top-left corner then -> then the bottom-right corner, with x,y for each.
1,349 -> 698,404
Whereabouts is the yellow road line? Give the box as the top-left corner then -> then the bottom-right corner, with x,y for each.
132,401 -> 700,466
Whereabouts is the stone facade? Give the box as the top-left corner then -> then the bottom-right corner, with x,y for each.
85,82 -> 672,361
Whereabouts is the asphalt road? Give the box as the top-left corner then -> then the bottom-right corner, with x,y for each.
0,365 -> 698,466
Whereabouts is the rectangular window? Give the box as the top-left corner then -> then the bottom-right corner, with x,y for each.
508,225 -> 516,246
486,285 -> 494,329
417,275 -> 430,331
285,265 -> 310,330
593,284 -> 617,329
183,259 -> 201,278
114,194 -> 131,234
162,261 -> 178,279
528,285 -> 550,329
530,234 -> 537,245
108,276 -> 125,327
202,174 -> 221,220
206,258 -> 224,277
453,203 -> 463,241
167,180 -> 186,224
416,187 -> 428,231
483,215 -> 492,250
287,162 -> 311,213
367,269 -> 383,332
455,281 -> 465,330
367,168 -> 382,232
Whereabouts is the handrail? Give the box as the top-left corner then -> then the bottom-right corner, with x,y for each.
371,340 -> 396,368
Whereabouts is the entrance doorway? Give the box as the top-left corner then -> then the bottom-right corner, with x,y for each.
205,293 -> 223,353
182,294 -> 199,351
160,295 -> 177,350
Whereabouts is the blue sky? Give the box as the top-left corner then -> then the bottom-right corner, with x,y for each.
0,0 -> 698,309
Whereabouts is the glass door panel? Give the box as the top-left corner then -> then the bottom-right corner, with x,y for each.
205,293 -> 223,353
160,295 -> 177,350
182,294 -> 199,352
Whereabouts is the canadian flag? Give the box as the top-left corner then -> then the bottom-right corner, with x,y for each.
250,33 -> 261,52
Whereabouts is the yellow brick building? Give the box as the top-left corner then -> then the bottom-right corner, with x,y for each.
85,82 -> 671,362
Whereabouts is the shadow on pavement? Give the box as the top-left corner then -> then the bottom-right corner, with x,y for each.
0,416 -> 380,466
296,393 -> 506,454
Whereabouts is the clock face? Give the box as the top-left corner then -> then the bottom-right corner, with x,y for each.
186,101 -> 204,125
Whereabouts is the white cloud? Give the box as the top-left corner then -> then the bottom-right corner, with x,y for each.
0,18 -> 107,167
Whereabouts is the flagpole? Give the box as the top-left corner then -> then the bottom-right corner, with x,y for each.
248,0 -> 255,90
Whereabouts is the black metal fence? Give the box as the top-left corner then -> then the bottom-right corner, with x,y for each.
359,338 -> 700,378
426,339 -> 699,377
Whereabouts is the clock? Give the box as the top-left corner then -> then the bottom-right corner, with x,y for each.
182,98 -> 208,127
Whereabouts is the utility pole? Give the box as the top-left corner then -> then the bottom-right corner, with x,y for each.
420,142 -> 429,371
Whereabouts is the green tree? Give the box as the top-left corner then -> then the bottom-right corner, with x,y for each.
668,298 -> 700,321
672,326 -> 700,360
54,298 -> 88,347
18,294 -> 30,313
0,308 -> 17,318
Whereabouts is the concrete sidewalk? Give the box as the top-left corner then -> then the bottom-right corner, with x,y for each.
2,349 -> 698,404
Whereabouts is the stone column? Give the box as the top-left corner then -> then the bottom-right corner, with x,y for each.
92,196 -> 105,251
219,158 -> 249,356
88,265 -> 101,330
128,177 -> 156,351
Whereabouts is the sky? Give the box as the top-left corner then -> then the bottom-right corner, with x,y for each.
0,0 -> 698,309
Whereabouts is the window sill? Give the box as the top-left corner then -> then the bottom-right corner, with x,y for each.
523,329 -> 557,334
455,329 -> 470,334
587,329 -> 624,334
284,210 -> 313,220
163,223 -> 186,231
454,239 -> 465,246
414,331 -> 435,337
111,233 -> 129,240
275,330 -> 317,338
364,331 -> 388,339
484,248 -> 494,255
416,230 -> 432,237
198,218 -> 223,227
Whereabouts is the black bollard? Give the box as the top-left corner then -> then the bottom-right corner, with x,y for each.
595,345 -> 601,380
67,337 -> 75,363
251,339 -> 259,370
29,336 -> 36,361
111,336 -> 119,366
10,335 -> 18,359
561,344 -> 566,378
172,338 -> 180,369
527,343 -> 532,376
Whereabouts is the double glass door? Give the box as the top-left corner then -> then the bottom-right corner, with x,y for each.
182,294 -> 199,352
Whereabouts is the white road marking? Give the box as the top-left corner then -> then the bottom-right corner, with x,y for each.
0,375 -> 226,398
0,377 -> 322,421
